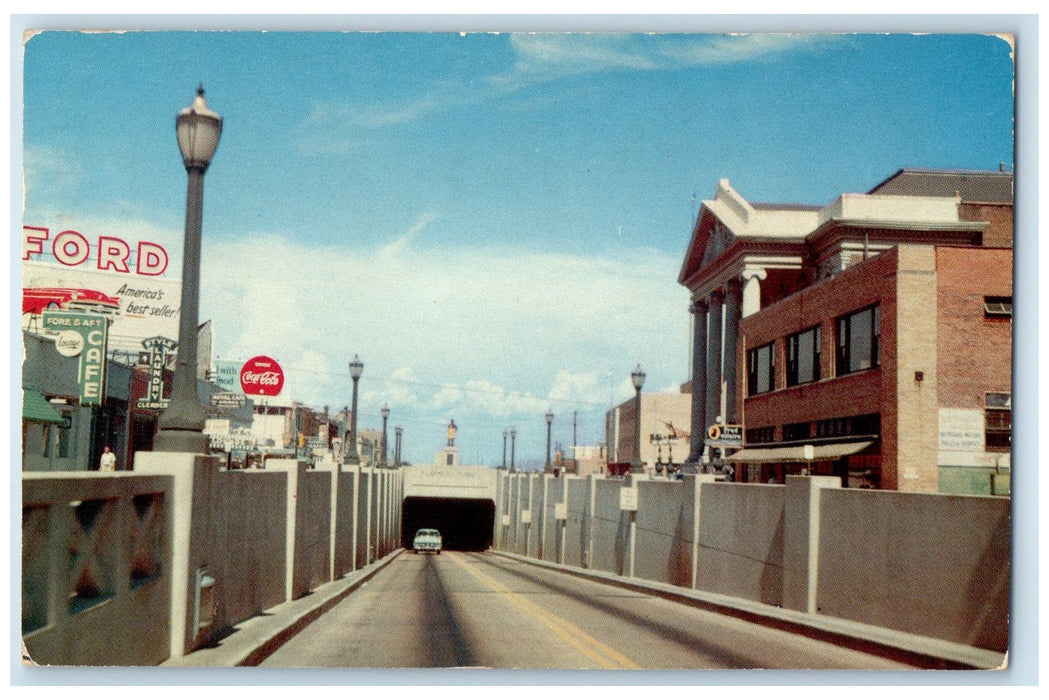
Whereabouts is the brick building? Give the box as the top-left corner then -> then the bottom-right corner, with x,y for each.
678,169 -> 1012,494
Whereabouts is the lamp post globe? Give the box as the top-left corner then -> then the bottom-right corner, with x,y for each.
380,402 -> 390,467
544,409 -> 554,473
345,355 -> 363,464
154,85 -> 222,454
630,363 -> 646,473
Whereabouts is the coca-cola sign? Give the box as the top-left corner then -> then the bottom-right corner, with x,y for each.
240,355 -> 285,396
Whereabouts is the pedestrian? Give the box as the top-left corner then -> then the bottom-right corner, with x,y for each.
99,445 -> 117,472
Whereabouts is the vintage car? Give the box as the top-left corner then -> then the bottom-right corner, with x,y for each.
412,528 -> 442,555
23,287 -> 121,316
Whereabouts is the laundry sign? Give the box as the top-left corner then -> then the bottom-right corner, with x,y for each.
137,336 -> 177,410
42,310 -> 109,406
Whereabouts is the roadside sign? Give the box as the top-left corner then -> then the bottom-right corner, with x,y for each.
210,392 -> 248,409
705,423 -> 743,447
42,311 -> 109,406
240,355 -> 284,396
619,486 -> 638,512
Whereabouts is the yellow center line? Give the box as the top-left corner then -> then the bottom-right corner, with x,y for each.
447,552 -> 641,670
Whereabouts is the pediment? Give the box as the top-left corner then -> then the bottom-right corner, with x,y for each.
678,209 -> 736,287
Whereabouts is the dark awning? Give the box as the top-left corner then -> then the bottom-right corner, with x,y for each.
22,388 -> 65,424
725,440 -> 875,464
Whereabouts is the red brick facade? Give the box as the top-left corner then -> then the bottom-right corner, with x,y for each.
736,245 -> 1012,492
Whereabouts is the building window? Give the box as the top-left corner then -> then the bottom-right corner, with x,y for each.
985,392 -> 1011,451
786,326 -> 821,386
747,342 -> 775,395
783,421 -> 811,442
836,305 -> 880,375
746,426 -> 775,444
984,296 -> 1012,318
815,413 -> 880,439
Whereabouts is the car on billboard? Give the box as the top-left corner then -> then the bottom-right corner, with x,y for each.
22,287 -> 122,317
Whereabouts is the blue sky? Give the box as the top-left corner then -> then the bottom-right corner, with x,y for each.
17,29 -> 1016,466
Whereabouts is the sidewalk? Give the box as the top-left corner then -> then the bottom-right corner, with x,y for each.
162,550 -> 402,667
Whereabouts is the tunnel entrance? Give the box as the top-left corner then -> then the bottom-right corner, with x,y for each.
401,496 -> 495,551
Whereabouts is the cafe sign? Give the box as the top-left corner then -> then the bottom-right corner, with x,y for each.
42,310 -> 109,406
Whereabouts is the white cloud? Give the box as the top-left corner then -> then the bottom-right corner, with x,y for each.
199,216 -> 689,423
658,33 -> 833,66
296,34 -> 834,141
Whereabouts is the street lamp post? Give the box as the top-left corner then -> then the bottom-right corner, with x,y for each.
345,355 -> 363,464
545,409 -> 554,473
502,429 -> 508,469
380,403 -> 390,467
630,363 -> 646,473
155,85 -> 222,454
510,428 -> 516,472
394,425 -> 403,467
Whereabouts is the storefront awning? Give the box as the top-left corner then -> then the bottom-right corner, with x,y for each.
22,388 -> 65,424
725,440 -> 875,463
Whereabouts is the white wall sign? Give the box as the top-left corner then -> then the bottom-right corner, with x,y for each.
939,408 -> 984,451
620,486 -> 638,512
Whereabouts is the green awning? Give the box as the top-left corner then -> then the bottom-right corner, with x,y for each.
22,389 -> 65,424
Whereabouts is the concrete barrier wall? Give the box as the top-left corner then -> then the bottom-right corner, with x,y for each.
22,473 -> 174,666
541,475 -> 560,562
695,482 -> 786,606
492,473 -> 1009,652
332,470 -> 357,576
294,470 -> 333,598
634,479 -> 691,587
563,477 -> 589,568
527,475 -> 543,559
590,478 -> 630,576
817,489 -> 1010,651
213,470 -> 287,630
23,454 -> 404,665
355,468 -> 372,568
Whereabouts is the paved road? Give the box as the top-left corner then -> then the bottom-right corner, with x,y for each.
259,551 -> 918,670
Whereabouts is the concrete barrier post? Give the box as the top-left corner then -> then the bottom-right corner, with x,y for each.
688,474 -> 719,589
134,452 -> 221,658
584,474 -> 596,569
366,466 -> 374,564
351,465 -> 360,570
539,474 -> 549,560
558,476 -> 569,565
783,475 -> 841,614
314,458 -> 339,582
624,474 -> 640,578
264,459 -> 310,602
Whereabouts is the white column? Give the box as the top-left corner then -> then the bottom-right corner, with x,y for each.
687,300 -> 708,464
741,268 -> 767,318
705,289 -> 725,457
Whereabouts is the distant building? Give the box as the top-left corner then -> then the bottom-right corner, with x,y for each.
564,444 -> 609,477
605,392 -> 691,474
678,168 -> 1012,493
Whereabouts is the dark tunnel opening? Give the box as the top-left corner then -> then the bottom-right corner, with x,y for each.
401,496 -> 495,551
